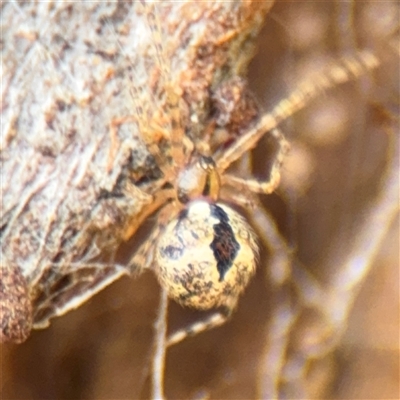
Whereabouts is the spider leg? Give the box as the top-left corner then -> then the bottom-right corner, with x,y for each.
105,14 -> 172,176
245,200 -> 297,399
122,187 -> 174,242
219,188 -> 258,210
166,310 -> 231,347
127,199 -> 175,274
222,128 -> 290,195
127,220 -> 163,275
216,50 -> 380,172
140,0 -> 186,170
151,286 -> 168,400
128,225 -> 160,274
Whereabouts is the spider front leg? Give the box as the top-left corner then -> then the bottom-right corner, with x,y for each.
140,0 -> 186,170
222,128 -> 290,195
216,50 -> 380,174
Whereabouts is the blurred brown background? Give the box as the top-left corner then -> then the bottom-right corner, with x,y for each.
1,1 -> 399,399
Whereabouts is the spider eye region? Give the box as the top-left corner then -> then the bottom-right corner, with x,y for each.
177,155 -> 220,204
155,200 -> 258,310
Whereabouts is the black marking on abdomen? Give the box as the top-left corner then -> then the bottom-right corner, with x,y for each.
209,205 -> 240,281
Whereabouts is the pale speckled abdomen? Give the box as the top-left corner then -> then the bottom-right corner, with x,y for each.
155,200 -> 258,310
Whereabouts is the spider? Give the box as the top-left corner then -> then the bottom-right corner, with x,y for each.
108,2 -> 383,355
107,2 -> 292,348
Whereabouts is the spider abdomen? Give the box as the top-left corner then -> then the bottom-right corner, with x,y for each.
155,200 -> 258,310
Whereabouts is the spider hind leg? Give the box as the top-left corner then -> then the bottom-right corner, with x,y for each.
167,309 -> 231,347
